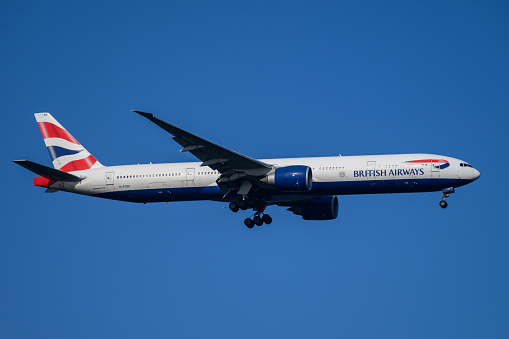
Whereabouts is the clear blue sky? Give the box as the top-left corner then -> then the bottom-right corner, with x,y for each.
2,1 -> 508,338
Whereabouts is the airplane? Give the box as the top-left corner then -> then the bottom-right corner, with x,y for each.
14,111 -> 480,228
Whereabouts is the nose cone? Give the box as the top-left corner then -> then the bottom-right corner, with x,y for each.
472,168 -> 481,181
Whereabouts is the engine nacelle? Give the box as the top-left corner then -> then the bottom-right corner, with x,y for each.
263,165 -> 312,192
289,195 -> 339,220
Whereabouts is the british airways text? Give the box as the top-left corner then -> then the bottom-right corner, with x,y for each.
353,168 -> 425,177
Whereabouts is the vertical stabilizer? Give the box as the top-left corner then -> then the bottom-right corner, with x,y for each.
34,113 -> 103,172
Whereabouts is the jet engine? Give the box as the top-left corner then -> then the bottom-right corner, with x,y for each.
262,165 -> 312,192
289,195 -> 339,220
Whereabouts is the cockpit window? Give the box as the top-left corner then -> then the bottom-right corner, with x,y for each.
460,163 -> 472,168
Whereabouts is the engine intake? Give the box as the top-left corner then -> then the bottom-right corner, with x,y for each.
289,195 -> 339,220
263,165 -> 312,192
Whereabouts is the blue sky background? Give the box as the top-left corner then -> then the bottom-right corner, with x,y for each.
2,1 -> 508,338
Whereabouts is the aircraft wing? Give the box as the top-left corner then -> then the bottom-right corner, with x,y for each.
134,111 -> 273,197
134,111 -> 272,174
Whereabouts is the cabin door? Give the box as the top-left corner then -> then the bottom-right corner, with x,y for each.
106,172 -> 115,185
186,168 -> 195,181
431,160 -> 439,172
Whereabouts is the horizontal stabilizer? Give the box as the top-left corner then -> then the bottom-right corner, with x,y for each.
13,160 -> 83,182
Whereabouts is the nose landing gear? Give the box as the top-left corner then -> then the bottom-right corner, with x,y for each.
440,187 -> 455,209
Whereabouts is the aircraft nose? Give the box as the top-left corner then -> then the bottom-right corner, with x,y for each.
472,168 -> 481,181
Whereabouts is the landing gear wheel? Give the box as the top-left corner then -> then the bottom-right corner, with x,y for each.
253,215 -> 263,226
229,202 -> 239,213
262,214 -> 272,225
238,200 -> 248,210
440,200 -> 448,209
244,218 -> 254,228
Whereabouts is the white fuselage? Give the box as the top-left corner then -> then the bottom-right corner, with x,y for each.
48,153 -> 480,204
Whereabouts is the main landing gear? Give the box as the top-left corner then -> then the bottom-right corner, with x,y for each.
229,199 -> 272,228
440,187 -> 455,209
244,214 -> 272,228
228,201 -> 244,212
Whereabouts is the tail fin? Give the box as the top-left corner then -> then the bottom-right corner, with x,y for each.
35,113 -> 103,172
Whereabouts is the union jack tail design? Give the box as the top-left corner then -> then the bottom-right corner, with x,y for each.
35,113 -> 103,172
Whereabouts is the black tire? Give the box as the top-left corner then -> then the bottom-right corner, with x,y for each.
254,215 -> 263,226
244,218 -> 254,228
440,200 -> 448,209
229,202 -> 239,213
238,200 -> 248,210
262,214 -> 272,225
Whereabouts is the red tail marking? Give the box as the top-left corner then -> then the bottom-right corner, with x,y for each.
38,122 -> 80,144
59,155 -> 97,172
34,176 -> 57,188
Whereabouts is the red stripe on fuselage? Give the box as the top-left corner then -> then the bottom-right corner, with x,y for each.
59,154 -> 97,172
406,159 -> 449,163
38,122 -> 80,144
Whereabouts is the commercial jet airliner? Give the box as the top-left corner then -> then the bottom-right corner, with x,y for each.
14,112 -> 480,228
